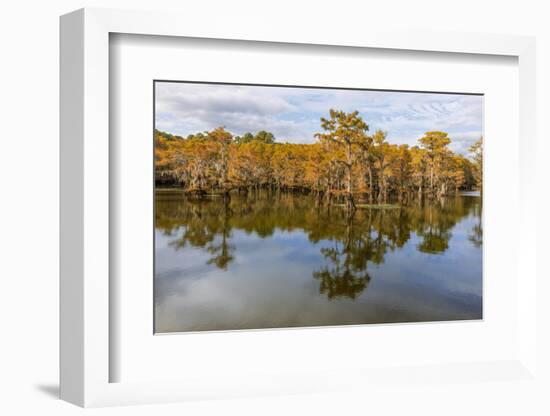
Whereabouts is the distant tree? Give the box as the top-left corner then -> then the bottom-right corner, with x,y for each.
356,131 -> 375,203
469,136 -> 483,194
304,143 -> 330,196
207,127 -> 233,202
234,132 -> 255,144
392,144 -> 413,203
254,130 -> 276,144
419,131 -> 452,198
409,146 -> 428,200
371,130 -> 394,204
186,132 -> 207,141
235,131 -> 275,144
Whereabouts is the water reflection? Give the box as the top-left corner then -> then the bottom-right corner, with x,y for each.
155,190 -> 482,332
313,215 -> 372,300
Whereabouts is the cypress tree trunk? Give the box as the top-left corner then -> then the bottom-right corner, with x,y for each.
223,189 -> 231,205
368,165 -> 373,204
345,139 -> 355,213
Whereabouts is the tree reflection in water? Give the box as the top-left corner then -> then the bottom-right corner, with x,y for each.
312,214 -> 372,300
468,198 -> 483,248
155,190 -> 482,300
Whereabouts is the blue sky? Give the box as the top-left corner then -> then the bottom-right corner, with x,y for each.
155,82 -> 483,155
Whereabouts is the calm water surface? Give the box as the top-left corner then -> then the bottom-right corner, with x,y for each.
154,189 -> 482,332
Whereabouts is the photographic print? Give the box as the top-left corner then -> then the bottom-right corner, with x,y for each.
154,81 -> 483,333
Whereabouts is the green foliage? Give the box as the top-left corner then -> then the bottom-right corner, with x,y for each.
235,130 -> 275,144
254,130 -> 276,144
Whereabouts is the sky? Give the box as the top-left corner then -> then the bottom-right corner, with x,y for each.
155,82 -> 483,156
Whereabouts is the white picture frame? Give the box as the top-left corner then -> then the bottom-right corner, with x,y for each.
60,7 -> 538,408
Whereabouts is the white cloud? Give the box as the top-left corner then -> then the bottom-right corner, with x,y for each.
155,82 -> 483,154
156,82 -> 295,116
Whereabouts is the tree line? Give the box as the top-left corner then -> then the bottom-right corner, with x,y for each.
155,109 -> 483,207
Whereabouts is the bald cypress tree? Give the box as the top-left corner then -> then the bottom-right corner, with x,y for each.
208,127 -> 233,203
469,136 -> 483,195
314,110 -> 369,212
419,131 -> 451,198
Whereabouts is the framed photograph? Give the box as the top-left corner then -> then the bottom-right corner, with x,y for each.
152,80 -> 484,333
60,8 -> 539,408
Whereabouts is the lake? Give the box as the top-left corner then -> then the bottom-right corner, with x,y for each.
154,189 -> 482,333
